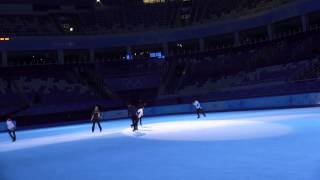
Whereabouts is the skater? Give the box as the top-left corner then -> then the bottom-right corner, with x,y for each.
137,106 -> 144,126
137,100 -> 145,126
6,117 -> 17,142
192,100 -> 206,119
91,105 -> 102,132
128,104 -> 138,131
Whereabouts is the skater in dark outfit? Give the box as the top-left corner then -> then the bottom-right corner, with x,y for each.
6,117 -> 17,142
128,104 -> 138,131
91,105 -> 102,133
192,100 -> 206,119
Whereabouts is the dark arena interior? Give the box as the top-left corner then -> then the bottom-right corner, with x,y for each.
1,0 -> 320,180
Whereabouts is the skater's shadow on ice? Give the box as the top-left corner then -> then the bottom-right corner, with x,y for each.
141,126 -> 151,129
134,132 -> 146,137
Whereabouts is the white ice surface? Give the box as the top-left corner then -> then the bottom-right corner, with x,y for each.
1,107 -> 320,180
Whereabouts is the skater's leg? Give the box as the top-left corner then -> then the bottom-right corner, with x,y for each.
200,109 -> 206,117
12,130 -> 16,141
130,117 -> 134,128
133,117 -> 138,131
139,117 -> 142,126
133,122 -> 137,131
196,109 -> 200,118
97,121 -> 102,132
92,121 -> 96,132
8,130 -> 14,141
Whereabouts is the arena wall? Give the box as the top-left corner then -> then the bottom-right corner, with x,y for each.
1,92 -> 319,131
102,92 -> 320,119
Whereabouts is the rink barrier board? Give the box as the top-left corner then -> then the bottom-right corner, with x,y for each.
0,122 -> 5,131
102,92 -> 320,120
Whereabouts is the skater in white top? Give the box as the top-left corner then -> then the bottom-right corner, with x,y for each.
136,107 -> 144,126
192,100 -> 206,119
6,117 -> 17,142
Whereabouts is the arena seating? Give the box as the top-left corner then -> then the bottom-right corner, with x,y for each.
0,65 -> 100,109
0,60 -> 169,115
162,31 -> 320,97
1,30 -> 319,116
0,0 -> 296,35
0,14 -> 59,35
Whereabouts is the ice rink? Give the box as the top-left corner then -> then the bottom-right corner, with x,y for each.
1,107 -> 320,180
